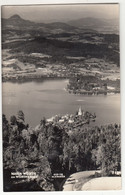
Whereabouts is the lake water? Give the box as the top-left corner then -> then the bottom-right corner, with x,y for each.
2,79 -> 120,127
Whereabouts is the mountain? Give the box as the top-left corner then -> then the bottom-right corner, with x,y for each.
43,22 -> 77,31
2,14 -> 78,32
2,14 -> 36,29
67,17 -> 119,33
68,17 -> 106,28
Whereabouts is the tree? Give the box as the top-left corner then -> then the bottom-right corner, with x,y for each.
40,117 -> 46,127
10,115 -> 17,125
17,110 -> 25,122
17,110 -> 26,133
92,128 -> 121,176
36,156 -> 55,191
2,114 -> 10,148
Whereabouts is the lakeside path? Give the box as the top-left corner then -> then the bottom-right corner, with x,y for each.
63,170 -> 99,191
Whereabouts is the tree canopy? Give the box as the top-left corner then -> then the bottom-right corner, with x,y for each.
2,111 -> 121,191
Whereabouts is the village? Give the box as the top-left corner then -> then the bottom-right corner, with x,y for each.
2,47 -> 120,85
46,107 -> 96,132
67,73 -> 120,95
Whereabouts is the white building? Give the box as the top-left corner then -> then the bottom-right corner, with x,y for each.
78,106 -> 82,116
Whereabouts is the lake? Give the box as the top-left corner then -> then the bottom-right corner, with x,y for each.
2,79 -> 120,127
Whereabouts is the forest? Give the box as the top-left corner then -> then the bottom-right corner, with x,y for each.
3,110 -> 121,191
2,33 -> 120,66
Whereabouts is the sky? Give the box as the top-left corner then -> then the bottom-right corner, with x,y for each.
1,4 -> 119,23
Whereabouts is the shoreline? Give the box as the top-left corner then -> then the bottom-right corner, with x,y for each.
2,76 -> 120,96
67,88 -> 120,96
2,76 -> 68,83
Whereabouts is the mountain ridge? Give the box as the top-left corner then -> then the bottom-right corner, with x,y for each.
2,14 -> 79,32
2,14 -> 119,34
67,17 -> 119,28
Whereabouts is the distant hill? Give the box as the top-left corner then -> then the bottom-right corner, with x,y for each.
2,34 -> 120,66
2,14 -> 119,34
2,14 -> 78,32
67,17 -> 119,34
68,17 -> 106,27
2,14 -> 36,28
2,14 -> 105,34
1,14 -> 119,66
43,22 -> 77,31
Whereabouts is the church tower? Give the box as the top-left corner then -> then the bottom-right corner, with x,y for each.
78,106 -> 82,116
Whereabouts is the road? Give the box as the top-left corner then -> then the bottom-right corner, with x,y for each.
63,170 -> 100,191
81,177 -> 121,190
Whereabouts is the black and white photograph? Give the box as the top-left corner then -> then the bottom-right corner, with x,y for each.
1,2 -> 121,192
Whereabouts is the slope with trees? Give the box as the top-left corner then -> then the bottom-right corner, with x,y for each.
2,110 -> 121,191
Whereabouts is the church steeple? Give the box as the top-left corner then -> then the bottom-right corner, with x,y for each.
78,106 -> 82,116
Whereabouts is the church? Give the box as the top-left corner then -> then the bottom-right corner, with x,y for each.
78,106 -> 84,116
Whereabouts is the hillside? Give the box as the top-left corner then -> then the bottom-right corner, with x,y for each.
67,17 -> 119,34
2,14 -> 120,84
3,111 -> 121,191
2,14 -> 36,29
2,14 -> 78,32
2,34 -> 120,66
68,17 -> 107,27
